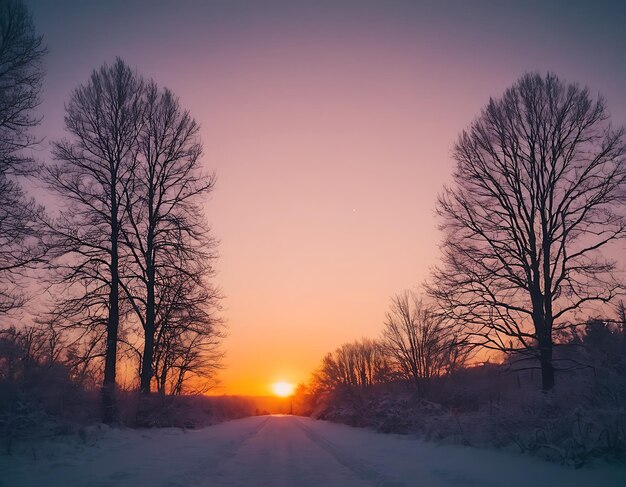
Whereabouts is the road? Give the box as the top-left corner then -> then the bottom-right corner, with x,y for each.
2,415 -> 625,486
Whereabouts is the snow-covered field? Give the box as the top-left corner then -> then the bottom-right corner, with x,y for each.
2,415 -> 625,486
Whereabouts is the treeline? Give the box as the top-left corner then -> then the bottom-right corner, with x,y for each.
296,72 -> 626,465
0,0 -> 223,432
294,292 -> 626,465
309,294 -> 469,396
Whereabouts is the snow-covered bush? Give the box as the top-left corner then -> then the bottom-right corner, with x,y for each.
0,326 -> 99,454
307,360 -> 626,466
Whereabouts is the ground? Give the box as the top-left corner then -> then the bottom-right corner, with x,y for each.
2,415 -> 625,486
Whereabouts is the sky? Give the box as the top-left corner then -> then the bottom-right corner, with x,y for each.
24,0 -> 626,395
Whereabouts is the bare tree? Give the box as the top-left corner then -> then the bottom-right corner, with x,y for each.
315,338 -> 390,390
382,291 -> 465,395
43,58 -> 145,423
151,262 -> 223,395
429,73 -> 626,391
0,0 -> 46,313
119,83 -> 219,394
0,0 -> 45,172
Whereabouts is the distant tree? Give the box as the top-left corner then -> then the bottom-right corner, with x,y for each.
429,73 -> 626,391
315,338 -> 390,390
119,83 -> 220,395
583,319 -> 616,351
43,59 -> 145,423
291,382 -> 317,416
0,0 -> 46,313
381,291 -> 466,395
577,315 -> 626,370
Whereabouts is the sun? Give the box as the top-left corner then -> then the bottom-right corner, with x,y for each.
272,381 -> 295,397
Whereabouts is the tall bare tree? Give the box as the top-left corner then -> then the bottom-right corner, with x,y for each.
44,59 -> 145,422
119,83 -> 218,394
429,73 -> 626,391
0,0 -> 46,313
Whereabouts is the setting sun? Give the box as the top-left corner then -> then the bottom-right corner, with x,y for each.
272,381 -> 295,397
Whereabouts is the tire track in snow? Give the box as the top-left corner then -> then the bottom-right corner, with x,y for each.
293,418 -> 404,487
170,416 -> 271,486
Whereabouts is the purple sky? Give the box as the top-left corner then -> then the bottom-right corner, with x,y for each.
25,0 -> 626,394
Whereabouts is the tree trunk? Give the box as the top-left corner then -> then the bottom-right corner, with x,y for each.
139,319 -> 154,394
539,341 -> 554,391
139,262 -> 155,394
531,282 -> 555,392
102,215 -> 119,424
139,186 -> 156,395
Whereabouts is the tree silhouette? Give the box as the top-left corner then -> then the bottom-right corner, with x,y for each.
150,258 -> 223,395
430,73 -> 626,391
119,83 -> 219,395
315,339 -> 390,390
0,0 -> 46,313
382,291 -> 466,396
44,59 -> 145,423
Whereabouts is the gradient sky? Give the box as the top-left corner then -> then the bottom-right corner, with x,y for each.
25,0 -> 626,395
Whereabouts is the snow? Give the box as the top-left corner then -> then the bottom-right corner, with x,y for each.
1,415 -> 625,486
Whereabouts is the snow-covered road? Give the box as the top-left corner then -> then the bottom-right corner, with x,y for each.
2,415 -> 625,486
